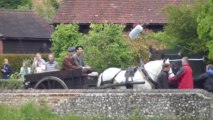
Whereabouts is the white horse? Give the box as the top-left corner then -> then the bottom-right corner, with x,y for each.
97,59 -> 174,89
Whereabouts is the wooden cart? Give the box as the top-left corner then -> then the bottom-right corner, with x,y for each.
24,68 -> 98,89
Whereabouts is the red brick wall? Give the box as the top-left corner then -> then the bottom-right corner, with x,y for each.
0,39 -> 3,54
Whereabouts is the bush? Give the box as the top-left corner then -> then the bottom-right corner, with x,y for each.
158,1 -> 206,55
51,24 -> 84,58
127,34 -> 166,65
79,24 -> 134,71
0,79 -> 23,89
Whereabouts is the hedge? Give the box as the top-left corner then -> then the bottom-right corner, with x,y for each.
0,54 -> 48,78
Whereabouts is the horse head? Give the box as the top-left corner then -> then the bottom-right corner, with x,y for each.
164,59 -> 175,78
144,59 -> 174,83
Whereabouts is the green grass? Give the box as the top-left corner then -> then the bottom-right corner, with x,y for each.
0,103 -> 207,120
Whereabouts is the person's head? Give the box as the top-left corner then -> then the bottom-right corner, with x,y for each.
181,57 -> 189,65
68,47 -> 76,54
48,53 -> 55,62
23,62 -> 26,67
3,58 -> 9,64
75,45 -> 84,55
162,63 -> 171,72
35,53 -> 42,60
206,64 -> 213,72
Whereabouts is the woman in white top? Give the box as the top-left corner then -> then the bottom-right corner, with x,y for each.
32,53 -> 46,73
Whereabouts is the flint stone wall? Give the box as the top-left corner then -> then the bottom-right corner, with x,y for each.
0,89 -> 212,119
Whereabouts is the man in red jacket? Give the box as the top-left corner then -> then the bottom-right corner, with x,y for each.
169,57 -> 194,89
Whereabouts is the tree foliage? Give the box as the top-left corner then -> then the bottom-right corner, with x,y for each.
127,33 -> 166,65
161,1 -> 205,55
50,24 -> 84,61
51,24 -> 134,71
0,0 -> 32,9
0,0 -> 62,22
32,0 -> 61,22
79,24 -> 134,70
197,0 -> 213,59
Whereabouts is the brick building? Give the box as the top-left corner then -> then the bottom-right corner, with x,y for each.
53,0 -> 192,33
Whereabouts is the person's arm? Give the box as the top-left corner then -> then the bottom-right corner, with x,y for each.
72,55 -> 80,66
157,74 -> 163,89
70,58 -> 81,69
62,57 -> 80,70
157,72 -> 169,89
169,66 -> 185,82
1,65 -> 6,73
81,57 -> 86,67
194,73 -> 208,82
162,73 -> 169,88
6,65 -> 12,75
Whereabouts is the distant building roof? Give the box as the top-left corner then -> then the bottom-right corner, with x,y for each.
53,0 -> 192,25
0,10 -> 54,39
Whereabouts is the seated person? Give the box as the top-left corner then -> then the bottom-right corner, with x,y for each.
194,64 -> 213,92
72,45 -> 92,74
20,61 -> 31,78
32,53 -> 46,73
46,53 -> 58,72
61,47 -> 81,71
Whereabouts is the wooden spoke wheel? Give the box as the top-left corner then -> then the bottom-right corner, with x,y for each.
34,76 -> 68,89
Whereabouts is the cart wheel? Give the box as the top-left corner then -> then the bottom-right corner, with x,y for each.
34,76 -> 68,89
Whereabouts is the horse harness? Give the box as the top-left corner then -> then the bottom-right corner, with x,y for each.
101,69 -> 123,86
101,67 -> 137,87
101,67 -> 157,89
139,68 -> 157,89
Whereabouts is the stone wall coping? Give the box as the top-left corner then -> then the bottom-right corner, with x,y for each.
0,89 -> 212,98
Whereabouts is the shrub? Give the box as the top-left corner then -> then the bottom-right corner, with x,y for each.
51,24 -> 84,58
0,79 -> 23,89
79,24 -> 134,71
127,35 -> 165,65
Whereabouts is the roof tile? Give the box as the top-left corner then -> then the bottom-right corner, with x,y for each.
53,0 -> 192,24
0,10 -> 54,39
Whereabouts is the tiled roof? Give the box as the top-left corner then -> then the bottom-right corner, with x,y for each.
53,0 -> 192,24
0,10 -> 54,39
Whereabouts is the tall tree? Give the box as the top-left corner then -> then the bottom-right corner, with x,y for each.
79,24 -> 134,70
51,24 -> 84,58
0,0 -> 32,9
161,1 -> 204,55
197,0 -> 213,59
32,0 -> 62,22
